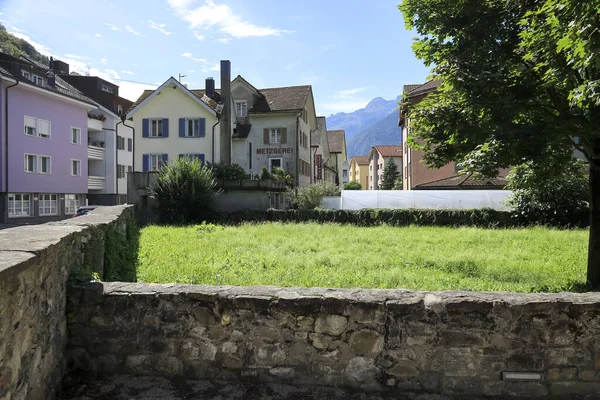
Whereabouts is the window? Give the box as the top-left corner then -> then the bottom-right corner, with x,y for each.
8,193 -> 31,218
24,154 -> 37,173
269,128 -> 281,144
150,119 -> 163,137
117,136 -> 125,150
127,138 -> 132,152
269,158 -> 282,171
22,70 -> 31,80
71,127 -> 81,144
25,116 -> 36,136
101,85 -> 114,93
343,170 -> 348,178
65,194 -> 82,214
186,118 -> 199,137
24,116 -> 51,139
248,142 -> 252,170
39,156 -> 51,174
117,164 -> 126,179
31,74 -> 45,86
71,159 -> 81,176
117,104 -> 124,115
235,101 -> 247,117
128,166 -> 133,174
150,154 -> 163,171
39,194 -> 58,216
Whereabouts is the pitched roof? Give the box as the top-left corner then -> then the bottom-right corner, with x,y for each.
402,84 -> 421,95
408,79 -> 442,97
327,130 -> 346,153
351,156 -> 369,165
413,173 -> 507,190
374,145 -> 403,157
251,85 -> 311,113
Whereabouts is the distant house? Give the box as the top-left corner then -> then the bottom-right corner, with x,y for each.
413,173 -> 507,190
311,117 -> 337,185
327,130 -> 349,185
367,145 -> 402,190
348,156 -> 369,189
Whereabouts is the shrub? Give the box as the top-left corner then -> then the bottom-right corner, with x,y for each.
286,182 -> 340,210
506,158 -> 589,227
207,162 -> 247,182
380,157 -> 400,190
344,181 -> 362,190
259,166 -> 271,180
149,157 -> 219,224
272,167 -> 295,187
392,177 -> 403,190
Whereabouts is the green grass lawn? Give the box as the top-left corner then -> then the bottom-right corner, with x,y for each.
137,223 -> 588,292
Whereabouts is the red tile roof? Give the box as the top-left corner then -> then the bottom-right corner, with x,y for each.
374,145 -> 403,157
413,173 -> 507,190
351,156 -> 369,165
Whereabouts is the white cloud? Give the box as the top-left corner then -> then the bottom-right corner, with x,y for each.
104,69 -> 120,79
182,52 -> 207,62
192,32 -> 205,41
9,32 -> 51,56
125,25 -> 141,36
121,70 -> 135,75
148,20 -> 173,36
101,57 -> 108,65
217,38 -> 231,44
104,23 -> 120,31
95,33 -> 102,38
334,88 -> 367,99
65,54 -> 89,61
168,0 -> 292,39
201,63 -> 219,73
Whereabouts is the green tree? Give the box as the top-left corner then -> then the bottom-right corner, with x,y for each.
380,157 -> 399,190
286,182 -> 340,210
400,0 -> 600,285
344,181 -> 362,190
272,167 -> 295,188
392,176 -> 403,190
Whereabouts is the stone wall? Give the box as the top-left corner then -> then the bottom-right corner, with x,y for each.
0,205 -> 136,400
68,283 -> 600,398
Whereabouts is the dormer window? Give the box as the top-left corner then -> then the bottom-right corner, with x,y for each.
117,104 -> 123,115
101,85 -> 114,94
22,70 -> 31,80
235,100 -> 247,117
30,74 -> 45,86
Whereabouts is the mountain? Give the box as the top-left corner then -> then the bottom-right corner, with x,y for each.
346,110 -> 402,159
326,96 -> 401,141
0,24 -> 49,66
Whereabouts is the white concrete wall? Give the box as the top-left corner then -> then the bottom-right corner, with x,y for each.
118,124 -> 133,195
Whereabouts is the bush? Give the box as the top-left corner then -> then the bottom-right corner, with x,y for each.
392,177 -> 403,190
344,181 -> 362,190
285,182 -> 341,210
149,157 -> 219,224
272,167 -> 295,187
260,166 -> 271,180
207,162 -> 247,181
506,158 -> 589,227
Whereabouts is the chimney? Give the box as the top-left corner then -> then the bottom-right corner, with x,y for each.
205,77 -> 215,98
51,59 -> 70,74
219,60 -> 232,164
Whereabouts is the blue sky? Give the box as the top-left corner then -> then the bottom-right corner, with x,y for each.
0,0 -> 430,116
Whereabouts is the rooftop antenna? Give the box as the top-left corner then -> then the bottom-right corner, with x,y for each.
178,73 -> 187,83
85,64 -> 91,77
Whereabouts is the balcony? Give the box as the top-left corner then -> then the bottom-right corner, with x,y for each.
88,145 -> 105,160
88,176 -> 105,190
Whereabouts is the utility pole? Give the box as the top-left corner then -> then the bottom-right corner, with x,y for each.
178,73 -> 187,83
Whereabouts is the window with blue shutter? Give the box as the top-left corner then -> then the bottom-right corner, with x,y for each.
142,154 -> 149,172
162,153 -> 168,166
142,119 -> 149,138
179,118 -> 185,137
162,119 -> 169,138
199,118 -> 206,137
198,154 -> 205,165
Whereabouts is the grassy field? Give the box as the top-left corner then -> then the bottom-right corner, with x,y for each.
137,223 -> 588,292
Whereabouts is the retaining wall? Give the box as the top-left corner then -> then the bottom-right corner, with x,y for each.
68,283 -> 600,398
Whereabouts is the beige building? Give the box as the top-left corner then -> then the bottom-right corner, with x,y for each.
326,130 -> 349,185
311,117 -> 337,184
367,146 -> 403,190
348,156 -> 369,189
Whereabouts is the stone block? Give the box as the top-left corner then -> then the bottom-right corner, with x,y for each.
388,362 -> 420,378
348,330 -> 384,356
548,367 -> 578,381
314,315 -> 348,336
345,357 -> 380,385
309,333 -> 332,350
269,367 -> 294,378
551,382 -> 600,396
504,382 -> 549,397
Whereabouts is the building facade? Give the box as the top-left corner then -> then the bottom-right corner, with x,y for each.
326,130 -> 349,186
348,156 -> 369,189
0,53 -> 95,224
310,117 -> 337,185
367,146 -> 403,190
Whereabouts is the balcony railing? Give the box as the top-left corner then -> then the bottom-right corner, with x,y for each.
88,145 -> 105,160
88,176 -> 105,190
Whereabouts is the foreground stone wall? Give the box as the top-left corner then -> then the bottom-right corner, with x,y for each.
0,206 -> 135,400
68,284 -> 600,398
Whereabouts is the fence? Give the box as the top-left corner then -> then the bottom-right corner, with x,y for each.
322,190 -> 512,211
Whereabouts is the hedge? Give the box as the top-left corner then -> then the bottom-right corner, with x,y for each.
205,208 -> 589,228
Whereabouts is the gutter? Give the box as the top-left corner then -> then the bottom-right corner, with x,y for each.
5,79 -> 19,196
212,115 -> 221,164
121,115 -> 135,170
295,114 -> 300,187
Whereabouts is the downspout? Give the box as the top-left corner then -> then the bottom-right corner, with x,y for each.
102,125 -> 118,202
5,79 -> 19,196
212,114 -> 221,164
121,115 -> 134,170
295,114 -> 300,187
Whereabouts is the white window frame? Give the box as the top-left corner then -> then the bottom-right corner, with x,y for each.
185,118 -> 200,137
268,158 -> 283,171
24,153 -> 37,173
31,74 -> 45,86
235,100 -> 247,117
71,159 -> 81,176
117,104 -> 124,115
24,116 -> 51,139
149,154 -> 163,171
150,119 -> 163,138
71,127 -> 81,145
65,194 -> 82,214
101,85 -> 113,93
117,135 -> 125,150
39,194 -> 58,216
8,193 -> 32,218
24,116 -> 36,137
117,164 -> 126,179
269,128 -> 281,144
127,138 -> 132,152
22,70 -> 31,80
38,155 -> 51,174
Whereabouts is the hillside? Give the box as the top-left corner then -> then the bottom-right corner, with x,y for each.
346,110 -> 402,158
326,96 -> 400,141
0,24 -> 49,66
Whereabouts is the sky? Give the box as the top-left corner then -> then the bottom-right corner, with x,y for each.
0,0 -> 430,116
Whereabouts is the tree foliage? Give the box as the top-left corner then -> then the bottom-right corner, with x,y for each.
0,24 -> 50,66
286,182 -> 340,210
271,167 -> 295,188
207,162 -> 246,182
344,181 -> 362,190
380,157 -> 399,190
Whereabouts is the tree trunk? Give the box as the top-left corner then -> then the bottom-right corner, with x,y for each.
587,159 -> 600,287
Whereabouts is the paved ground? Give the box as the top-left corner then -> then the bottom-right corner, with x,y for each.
61,375 -> 470,400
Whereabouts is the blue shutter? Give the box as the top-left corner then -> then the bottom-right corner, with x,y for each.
162,119 -> 169,138
199,118 -> 206,137
142,119 -> 149,138
179,118 -> 185,137
179,153 -> 185,159
162,153 -> 168,166
198,154 -> 205,165
142,154 -> 149,172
